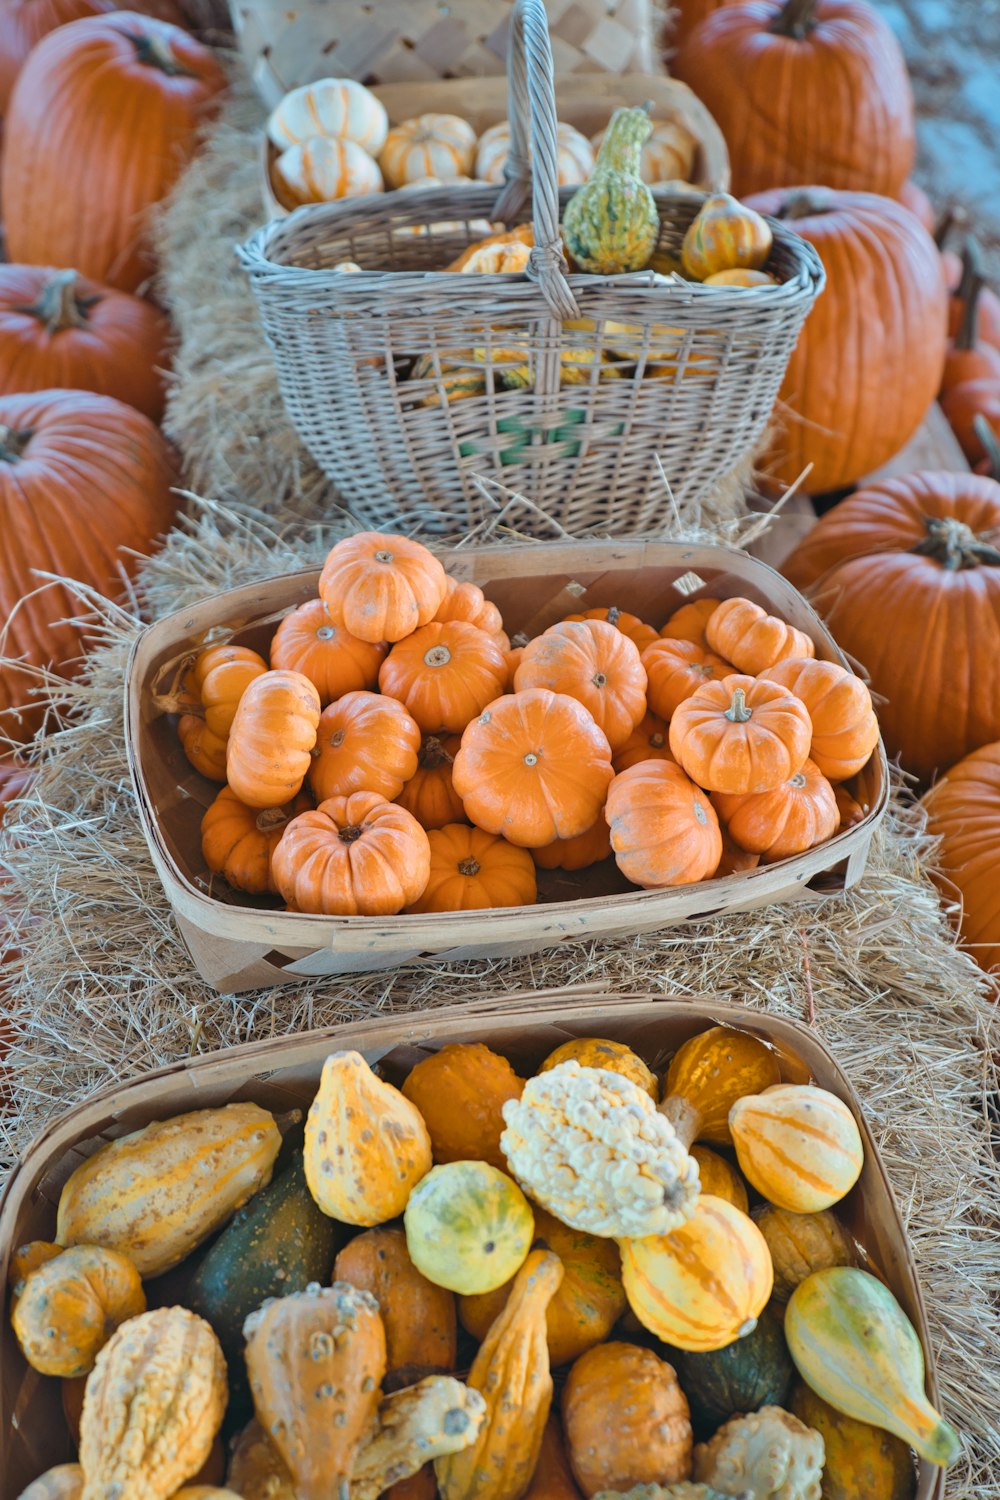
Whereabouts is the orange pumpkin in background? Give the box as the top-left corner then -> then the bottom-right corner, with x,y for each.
923,740 -> 1000,978
0,0 -> 113,114
666,0 -> 743,51
1,12 -> 225,290
532,818 -> 612,872
407,824 -> 537,913
433,576 -> 507,643
745,187 -> 947,492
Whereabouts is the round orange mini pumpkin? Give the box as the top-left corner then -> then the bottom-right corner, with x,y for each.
311,690 -> 421,803
433,576 -> 507,643
713,758 -> 838,859
834,782 -> 868,830
226,669 -> 321,810
715,828 -> 761,876
642,637 -> 732,720
272,791 -> 431,915
705,597 -> 815,675
178,717 -> 228,782
453,689 -> 614,848
407,823 -> 536,913
394,734 -> 466,830
515,620 -> 647,752
201,785 -> 312,895
562,605 -> 658,653
193,644 -> 269,740
605,759 -> 722,888
661,598 -> 720,649
379,620 -> 508,733
669,674 -> 813,795
532,818 -> 612,871
319,531 -> 448,643
612,711 -> 675,772
760,657 -> 879,782
401,1041 -> 524,1170
270,598 -> 387,706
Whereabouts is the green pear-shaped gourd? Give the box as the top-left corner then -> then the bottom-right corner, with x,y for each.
785,1266 -> 961,1467
562,107 -> 659,274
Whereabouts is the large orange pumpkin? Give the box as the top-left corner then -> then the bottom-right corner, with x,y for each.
0,0 -> 112,113
0,389 -> 177,741
923,741 -> 1000,978
745,187 -> 948,491
673,0 -> 914,199
782,470 -> 1000,781
1,11 -> 225,291
667,0 -> 742,51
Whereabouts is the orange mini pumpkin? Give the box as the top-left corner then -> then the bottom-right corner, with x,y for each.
193,644 -> 269,740
226,670 -> 321,809
433,576 -> 507,643
319,531 -> 447,643
713,758 -> 839,859
532,819 -> 612,871
379,620 -> 508,733
834,781 -> 868,830
612,711 -> 675,772
760,657 -> 879,782
395,734 -> 466,830
642,637 -> 732,720
270,598 -> 387,706
669,674 -> 813,795
515,621 -> 647,752
562,606 -> 658,653
661,598 -> 720,649
706,597 -> 815,674
272,791 -> 431,915
402,1041 -> 524,1170
178,717 -> 229,782
453,690 -> 614,848
407,823 -> 537,912
201,785 -> 311,895
311,690 -> 421,803
605,759 -> 722,888
714,828 -> 761,877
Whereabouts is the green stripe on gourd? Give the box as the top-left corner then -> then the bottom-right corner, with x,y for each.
562,107 -> 660,275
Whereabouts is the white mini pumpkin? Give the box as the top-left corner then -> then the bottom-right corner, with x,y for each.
591,117 -> 699,185
275,137 -> 383,206
474,120 -> 595,187
267,78 -> 389,155
380,114 -> 478,189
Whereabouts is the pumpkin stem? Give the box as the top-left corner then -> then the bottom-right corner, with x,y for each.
605,606 -> 622,626
773,188 -> 831,221
19,269 -> 98,333
591,671 -> 608,689
423,645 -> 452,668
724,687 -> 753,723
955,241 -> 984,352
768,0 -> 819,38
510,632 -> 530,649
0,425 -> 32,464
419,735 -> 453,770
458,857 -> 481,877
933,208 -> 956,251
910,514 -> 1000,570
974,414 -> 1000,481
338,824 -> 364,843
131,30 -> 198,76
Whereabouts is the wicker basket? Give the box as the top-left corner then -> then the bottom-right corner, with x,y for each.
239,0 -> 824,538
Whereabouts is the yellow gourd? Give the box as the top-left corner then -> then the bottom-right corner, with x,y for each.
681,195 -> 773,281
660,1026 -> 781,1149
729,1084 -> 864,1213
690,1147 -> 749,1214
12,1244 -> 145,1377
537,1038 -> 658,1100
753,1206 -> 856,1301
789,1383 -> 917,1500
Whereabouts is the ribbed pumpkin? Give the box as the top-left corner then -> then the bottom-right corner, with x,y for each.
476,120 -> 595,188
729,1083 -> 864,1211
2,12 -> 225,290
714,829 -> 761,877
782,471 -> 1000,781
311,690 -> 422,803
226,670 -> 320,809
619,1195 -> 774,1352
380,113 -> 477,188
515,621 -> 647,753
0,390 -> 176,743
563,1342 -> 691,1498
538,1038 -> 658,1099
642,638 -> 731,720
404,1161 -> 535,1296
274,136 -> 383,205
712,759 -> 839,860
395,734 -> 466,831
272,791 -> 431,917
434,577 -> 506,642
612,711 -> 675,772
270,599 -> 387,705
923,740 -> 1000,974
745,188 -> 947,490
660,1025 -> 781,1149
673,0 -> 914,199
532,818 -> 613,871
319,531 -> 448,644
753,1205 -> 856,1301
662,599 -> 720,649
789,1383 -> 917,1500
402,1042 -> 524,1170
562,606 -> 658,654
759,658 -> 879,782
0,0 -> 114,113
705,599 -> 814,676
0,266 -> 169,419
669,676 -> 812,796
605,759 -> 722,888
380,621 -> 508,734
266,78 -> 388,154
334,1226 -> 457,1378
201,786 -> 311,896
407,824 -> 537,913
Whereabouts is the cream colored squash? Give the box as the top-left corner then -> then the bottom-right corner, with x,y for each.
380,115 -> 478,189
275,137 -> 383,206
267,78 -> 389,154
475,120 -> 595,186
592,118 -> 698,185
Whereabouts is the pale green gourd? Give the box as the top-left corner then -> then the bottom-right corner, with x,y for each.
561,108 -> 659,274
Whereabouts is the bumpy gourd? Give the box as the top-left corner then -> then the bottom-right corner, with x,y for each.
753,1206 -> 856,1301
56,1103 -> 281,1276
405,1160 -> 535,1295
660,1026 -> 781,1148
79,1307 -> 228,1500
729,1085 -> 864,1213
592,1486 -> 730,1500
789,1383 -> 916,1500
538,1039 -> 657,1099
227,1420 -> 296,1500
334,1225 -> 457,1376
402,1043 -> 525,1170
692,1406 -> 824,1500
435,1250 -> 564,1500
7,1241 -> 62,1304
785,1267 -> 961,1466
16,1467 -> 83,1500
243,1281 -> 387,1500
304,1051 -> 432,1226
12,1244 -> 145,1377
500,1061 -> 700,1238
353,1375 -> 487,1500
562,1342 -> 692,1496
561,108 -> 659,274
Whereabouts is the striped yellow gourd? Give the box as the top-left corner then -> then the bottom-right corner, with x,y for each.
729,1083 -> 864,1213
619,1194 -> 773,1352
56,1103 -> 281,1276
786,1266 -> 961,1467
681,193 -> 773,281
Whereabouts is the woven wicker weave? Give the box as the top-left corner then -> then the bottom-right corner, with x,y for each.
239,0 -> 824,537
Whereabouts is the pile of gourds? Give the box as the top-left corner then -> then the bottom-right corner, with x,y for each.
11,1025 -> 960,1500
160,530 -> 881,917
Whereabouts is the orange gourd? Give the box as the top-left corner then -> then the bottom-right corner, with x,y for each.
532,819 -> 612,871
713,758 -> 839,859
193,645 -> 269,740
523,1416 -> 582,1500
562,1341 -> 692,1496
660,1024 -> 782,1148
661,598 -> 720,649
379,621 -> 508,734
0,265 -> 170,420
537,1038 -> 657,1098
271,791 -> 431,916
612,710 -> 675,771
401,1041 -> 524,1171
201,785 -> 311,895
1,12 -> 225,291
270,599 -> 387,705
407,823 -> 536,912
604,759 -> 722,888
515,621 -> 647,753
319,531 -> 448,644
669,674 -> 813,794
760,657 -> 879,781
641,637 -> 732,719
705,597 -> 815,675
452,690 -> 614,848
690,1145 -> 749,1212
395,734 -> 466,830
681,193 -> 773,280
433,576 -> 507,643
923,739 -> 1000,975
333,1225 -> 457,1377
311,690 -> 421,803
562,606 -> 658,653
226,670 -> 320,809
12,1243 -> 146,1378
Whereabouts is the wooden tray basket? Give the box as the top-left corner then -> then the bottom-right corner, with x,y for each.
124,538 -> 888,994
0,990 -> 945,1499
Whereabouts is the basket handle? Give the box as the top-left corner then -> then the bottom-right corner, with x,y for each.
492,0 -> 579,320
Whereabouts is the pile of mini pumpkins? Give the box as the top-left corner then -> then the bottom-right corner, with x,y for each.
10,1025 -> 959,1500
163,531 -> 881,918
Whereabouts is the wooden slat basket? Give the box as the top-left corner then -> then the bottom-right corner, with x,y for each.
0,990 -> 945,1500
124,537 -> 888,993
